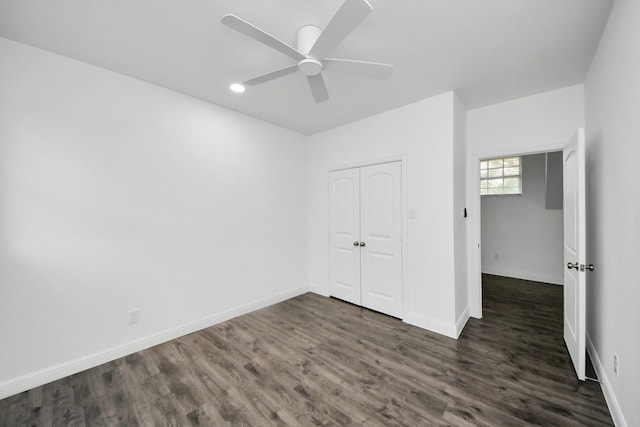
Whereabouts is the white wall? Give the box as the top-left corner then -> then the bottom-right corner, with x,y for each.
545,151 -> 563,209
0,38 -> 308,398
453,94 -> 468,325
466,84 -> 585,317
308,92 -> 468,338
481,153 -> 564,285
584,0 -> 640,425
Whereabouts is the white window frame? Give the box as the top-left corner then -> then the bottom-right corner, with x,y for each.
480,156 -> 522,196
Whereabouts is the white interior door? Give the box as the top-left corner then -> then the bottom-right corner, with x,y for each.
328,168 -> 361,305
563,128 -> 586,381
360,162 -> 403,318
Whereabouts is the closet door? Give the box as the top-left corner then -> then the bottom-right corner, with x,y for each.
328,168 -> 361,305
360,162 -> 403,318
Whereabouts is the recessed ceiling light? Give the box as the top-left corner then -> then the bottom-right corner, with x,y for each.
230,83 -> 245,93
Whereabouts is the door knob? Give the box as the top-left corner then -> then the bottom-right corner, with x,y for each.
586,264 -> 595,271
360,242 -> 366,247
353,241 -> 360,246
567,262 -> 579,270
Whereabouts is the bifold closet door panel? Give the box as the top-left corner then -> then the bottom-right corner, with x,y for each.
328,168 -> 361,305
360,162 -> 403,318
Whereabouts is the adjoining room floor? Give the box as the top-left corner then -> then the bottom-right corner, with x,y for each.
1,276 -> 612,426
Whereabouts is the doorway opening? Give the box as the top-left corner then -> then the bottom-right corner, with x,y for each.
479,151 -> 565,353
471,131 -> 591,381
468,141 -> 566,320
480,152 -> 564,287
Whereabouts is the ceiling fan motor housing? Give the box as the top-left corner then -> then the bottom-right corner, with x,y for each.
296,25 -> 323,76
296,25 -> 322,54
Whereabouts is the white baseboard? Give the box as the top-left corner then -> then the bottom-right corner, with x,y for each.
309,282 -> 330,297
586,333 -> 628,427
0,285 -> 308,400
481,267 -> 563,285
455,306 -> 470,338
403,312 -> 457,339
315,286 -> 463,339
469,306 -> 482,320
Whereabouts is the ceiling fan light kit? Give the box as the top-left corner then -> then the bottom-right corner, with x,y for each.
221,0 -> 394,103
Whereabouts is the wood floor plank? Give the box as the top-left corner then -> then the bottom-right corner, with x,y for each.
0,274 -> 613,426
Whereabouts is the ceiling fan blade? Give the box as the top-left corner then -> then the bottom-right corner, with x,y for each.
307,74 -> 329,103
221,14 -> 305,61
323,58 -> 394,79
309,0 -> 373,59
244,65 -> 298,86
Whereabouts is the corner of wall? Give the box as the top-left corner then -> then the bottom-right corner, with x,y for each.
309,282 -> 330,297
403,312 -> 458,340
0,38 -> 310,396
586,333 -> 629,427
0,286 -> 308,401
455,306 -> 471,338
453,90 -> 469,322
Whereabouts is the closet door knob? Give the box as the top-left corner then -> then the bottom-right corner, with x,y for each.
567,262 -> 578,270
360,242 -> 366,247
353,241 -> 360,246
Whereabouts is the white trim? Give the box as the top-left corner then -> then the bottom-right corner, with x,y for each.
455,306 -> 471,338
326,154 -> 408,172
586,333 -> 628,427
0,285 -> 308,400
403,312 -> 458,339
481,268 -> 563,286
400,157 -> 409,319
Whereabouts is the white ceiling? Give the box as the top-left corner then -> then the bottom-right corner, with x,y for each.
0,0 -> 613,135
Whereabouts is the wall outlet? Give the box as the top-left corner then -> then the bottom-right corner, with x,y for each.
613,353 -> 619,375
128,309 -> 140,325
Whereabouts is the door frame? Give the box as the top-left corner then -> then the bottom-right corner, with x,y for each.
468,143 -> 566,318
326,155 -> 408,319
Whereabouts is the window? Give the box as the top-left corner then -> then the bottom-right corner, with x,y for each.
480,156 -> 521,195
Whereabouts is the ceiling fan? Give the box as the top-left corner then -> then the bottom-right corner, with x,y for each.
221,0 -> 394,103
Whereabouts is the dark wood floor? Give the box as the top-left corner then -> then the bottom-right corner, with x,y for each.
1,275 -> 613,426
